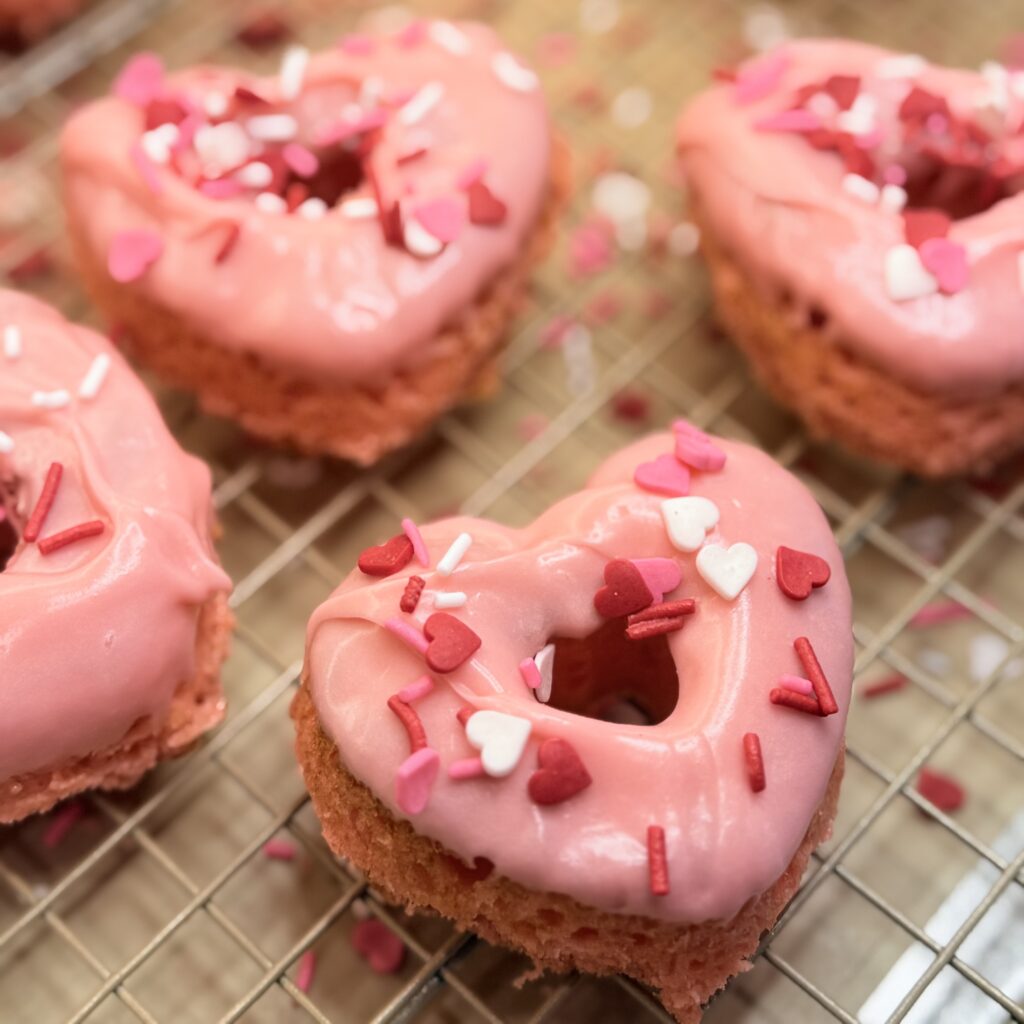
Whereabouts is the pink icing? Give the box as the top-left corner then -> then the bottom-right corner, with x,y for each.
305,432 -> 852,923
677,40 -> 1024,398
60,22 -> 551,387
0,290 -> 230,781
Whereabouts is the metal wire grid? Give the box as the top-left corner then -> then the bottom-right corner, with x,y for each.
1,0 -> 1023,1021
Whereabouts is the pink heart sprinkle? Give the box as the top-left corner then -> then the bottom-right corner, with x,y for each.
414,197 -> 465,244
754,108 -> 822,134
455,158 -> 489,190
108,230 -> 164,283
734,51 -> 790,105
634,453 -> 691,497
282,142 -> 319,179
632,558 -> 682,602
395,747 -> 439,815
673,421 -> 727,472
918,237 -> 969,295
113,52 -> 165,107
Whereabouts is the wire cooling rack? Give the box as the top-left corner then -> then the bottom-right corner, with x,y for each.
2,0 -> 1024,1021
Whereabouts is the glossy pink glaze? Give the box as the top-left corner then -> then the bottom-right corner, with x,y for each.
60,22 -> 551,386
306,433 -> 852,923
677,40 -> 1024,398
0,291 -> 230,780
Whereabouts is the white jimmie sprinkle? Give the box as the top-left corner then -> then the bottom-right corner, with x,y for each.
437,532 -> 472,575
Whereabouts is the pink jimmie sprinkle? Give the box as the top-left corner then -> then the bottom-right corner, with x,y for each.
263,838 -> 297,861
384,618 -> 429,655
449,757 -> 486,780
910,600 -> 972,628
779,674 -> 815,696
455,158 -> 489,191
295,950 -> 317,993
339,33 -> 375,55
401,518 -> 430,567
519,657 -> 542,690
42,802 -> 84,849
282,143 -> 319,179
398,674 -> 434,703
754,108 -> 822,134
884,164 -> 908,186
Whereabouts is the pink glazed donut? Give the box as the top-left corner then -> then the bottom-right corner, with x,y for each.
293,425 -> 852,1023
60,20 -> 567,464
0,290 -> 232,822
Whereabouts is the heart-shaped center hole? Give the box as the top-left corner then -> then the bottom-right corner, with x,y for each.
543,618 -> 679,726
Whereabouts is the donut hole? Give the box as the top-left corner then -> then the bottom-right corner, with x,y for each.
288,147 -> 366,209
543,618 -> 679,726
0,513 -> 16,571
900,152 -> 1020,220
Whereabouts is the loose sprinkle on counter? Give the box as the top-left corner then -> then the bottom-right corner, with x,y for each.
78,354 -> 112,400
910,599 -> 972,628
916,766 -> 966,813
743,733 -> 766,792
24,462 -> 63,542
263,838 -> 298,861
400,575 -> 425,613
794,637 -> 839,716
38,520 -> 105,555
862,674 -> 908,698
437,532 -> 472,575
387,694 -> 428,752
647,825 -> 670,896
295,950 -> 317,993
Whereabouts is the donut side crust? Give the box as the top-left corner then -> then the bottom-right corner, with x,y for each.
290,680 -> 844,1024
691,203 -> 1024,478
0,590 -> 233,823
67,142 -> 571,466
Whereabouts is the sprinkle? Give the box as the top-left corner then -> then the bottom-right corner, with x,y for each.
429,20 -> 471,54
24,462 -> 63,543
467,181 -> 507,226
491,52 -> 539,93
519,657 -> 542,690
297,198 -> 328,221
456,706 -> 475,727
399,81 -> 445,126
794,637 -> 839,716
968,633 -> 1011,684
255,192 -> 287,214
877,54 -> 927,80
775,546 -> 830,600
384,618 -> 429,655
404,217 -> 444,257
414,197 -> 465,244
627,599 -> 696,626
351,919 -> 406,974
611,389 -> 651,423
779,674 -> 814,696
842,173 -> 880,204
200,179 -> 243,200
282,142 -> 318,179
423,613 -> 481,673
38,520 -> 105,555
400,517 -> 429,566
396,746 -> 440,814
626,617 -> 687,641
754,108 -> 822,133
916,767 -> 965,812
743,733 -> 766,793
455,158 -> 489,190
246,113 -> 299,142
448,757 -> 486,780
769,687 -> 823,716
130,144 -> 163,195
387,694 -> 428,752
919,237 -> 969,295
611,86 -> 652,128
338,198 -> 377,220
78,353 -> 112,400
733,50 -> 791,105
400,576 -> 425,614
140,123 -> 178,164
194,121 -> 251,172
295,950 -> 317,993
910,599 -> 972,627
42,801 -> 85,848
339,33 -> 375,55
884,244 -> 938,302
215,223 -> 241,264
528,738 -> 592,805
465,710 -> 532,777
3,325 -> 22,360
580,0 -> 620,33
279,45 -> 309,101
433,592 -> 467,609
696,543 -> 758,601
398,674 -> 433,703
0,432 -> 13,454
534,643 -> 555,703
437,532 -> 472,575
113,52 -> 164,107
108,230 -> 164,284
263,838 -> 297,861
862,674 -> 908,699
880,184 -> 908,213
395,20 -> 428,48
647,825 -> 669,895
235,161 -> 273,189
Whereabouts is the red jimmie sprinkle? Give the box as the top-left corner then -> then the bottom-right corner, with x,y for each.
626,617 -> 687,641
769,687 -> 824,716
386,695 -> 427,753
214,222 -> 241,264
627,599 -> 696,625
862,674 -> 908,699
794,637 -> 839,716
23,462 -> 63,542
647,825 -> 670,896
400,575 -> 425,614
743,733 -> 766,793
38,520 -> 105,555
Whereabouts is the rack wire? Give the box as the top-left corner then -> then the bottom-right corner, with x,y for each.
1,0 -> 1023,1021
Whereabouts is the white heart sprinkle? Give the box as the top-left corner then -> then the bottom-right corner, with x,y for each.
491,51 -> 538,92
660,496 -> 720,552
884,244 -> 939,302
246,113 -> 299,143
696,542 -> 758,600
403,216 -> 444,258
876,54 -> 926,80
465,710 -> 532,777
534,643 -> 556,704
194,121 -> 251,173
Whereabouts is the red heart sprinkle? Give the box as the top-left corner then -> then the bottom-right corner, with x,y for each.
593,559 -> 654,619
528,738 -> 593,805
776,546 -> 831,600
467,181 -> 508,226
351,919 -> 406,975
916,767 -> 965,813
423,612 -> 481,673
358,534 -> 414,577
902,209 -> 952,249
899,86 -> 948,121
823,74 -> 861,110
